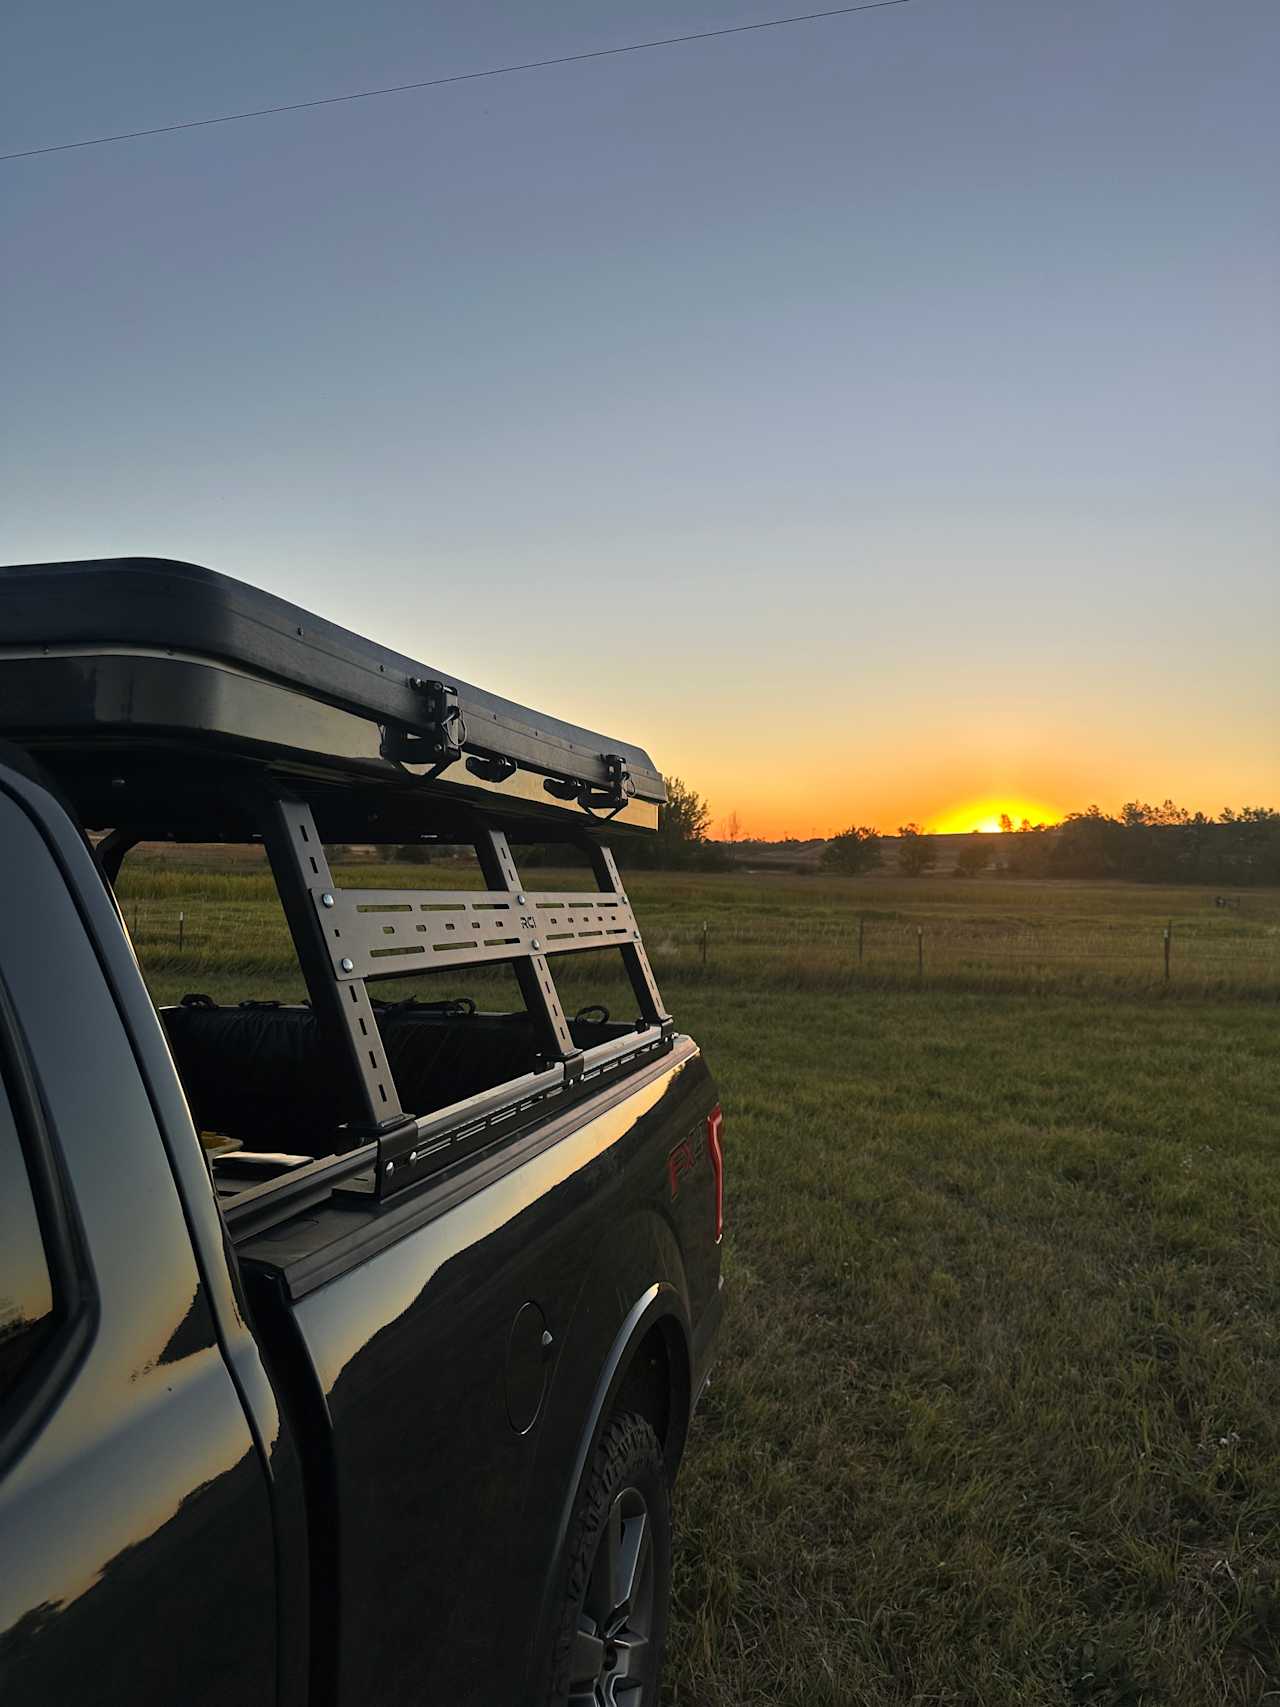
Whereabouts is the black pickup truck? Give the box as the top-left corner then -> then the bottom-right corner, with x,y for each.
0,558 -> 724,1707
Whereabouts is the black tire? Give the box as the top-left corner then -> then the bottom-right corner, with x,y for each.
546,1411 -> 672,1706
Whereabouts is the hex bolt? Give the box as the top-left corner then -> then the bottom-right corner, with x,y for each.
516,894 -> 526,905
532,939 -> 542,951
340,956 -> 354,972
321,892 -> 335,908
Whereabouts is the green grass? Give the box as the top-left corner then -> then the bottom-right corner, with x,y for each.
664,985 -> 1280,1706
120,856 -> 1280,1002
118,855 -> 1280,1702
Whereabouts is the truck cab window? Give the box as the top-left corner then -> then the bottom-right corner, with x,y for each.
0,1067 -> 56,1402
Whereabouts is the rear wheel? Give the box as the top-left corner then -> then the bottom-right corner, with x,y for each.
549,1412 -> 671,1706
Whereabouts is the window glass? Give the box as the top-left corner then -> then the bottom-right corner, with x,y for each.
0,1070 -> 56,1401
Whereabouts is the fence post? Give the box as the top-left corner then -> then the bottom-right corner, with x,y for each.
1163,919 -> 1171,983
700,920 -> 708,970
917,925 -> 924,979
178,910 -> 185,951
858,915 -> 865,965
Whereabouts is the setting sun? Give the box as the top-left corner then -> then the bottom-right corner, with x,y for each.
933,799 -> 1062,835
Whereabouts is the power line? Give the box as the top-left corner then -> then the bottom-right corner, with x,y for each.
1,1 -> 909,164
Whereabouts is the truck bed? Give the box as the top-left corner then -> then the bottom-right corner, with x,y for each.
236,1038 -> 722,1706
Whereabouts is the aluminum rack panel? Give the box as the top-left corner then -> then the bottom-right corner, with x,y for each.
313,886 -> 639,979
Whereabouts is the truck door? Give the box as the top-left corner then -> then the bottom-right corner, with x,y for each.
0,765 -> 280,1706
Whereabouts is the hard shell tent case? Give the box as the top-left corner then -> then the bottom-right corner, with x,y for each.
0,556 -> 665,838
0,558 -> 673,1205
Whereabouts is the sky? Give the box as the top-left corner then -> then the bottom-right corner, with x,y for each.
3,0 -> 1276,839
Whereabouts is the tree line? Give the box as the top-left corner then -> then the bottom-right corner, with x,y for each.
347,783 -> 1279,886
997,803 -> 1280,886
821,803 -> 1280,885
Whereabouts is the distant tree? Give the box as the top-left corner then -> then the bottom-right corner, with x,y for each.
998,813 -> 1014,835
373,842 -> 434,864
662,776 -> 711,845
1219,805 -> 1280,884
1120,799 -> 1191,830
897,823 -> 935,878
1053,806 -> 1121,878
623,775 -> 728,871
972,799 -> 1280,887
954,837 -> 989,878
722,810 -> 743,844
821,825 -> 882,875
1004,820 -> 1055,878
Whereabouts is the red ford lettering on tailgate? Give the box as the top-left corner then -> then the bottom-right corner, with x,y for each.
667,1135 -> 696,1199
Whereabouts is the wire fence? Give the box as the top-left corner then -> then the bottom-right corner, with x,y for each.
657,915 -> 1279,983
121,895 -> 1280,997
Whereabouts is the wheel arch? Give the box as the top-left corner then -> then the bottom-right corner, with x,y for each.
530,1282 -> 692,1690
613,1314 -> 692,1482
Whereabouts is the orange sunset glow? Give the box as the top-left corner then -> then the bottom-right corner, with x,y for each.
585,641 -> 1275,846
637,715 -> 1276,844
4,0 -> 1276,857
932,799 -> 1063,835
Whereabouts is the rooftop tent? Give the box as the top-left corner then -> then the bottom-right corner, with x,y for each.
0,557 -> 665,841
0,556 -> 674,1210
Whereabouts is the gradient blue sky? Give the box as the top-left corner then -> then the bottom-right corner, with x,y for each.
3,0 -> 1276,837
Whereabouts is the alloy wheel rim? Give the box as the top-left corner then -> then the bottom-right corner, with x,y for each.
567,1485 -> 655,1705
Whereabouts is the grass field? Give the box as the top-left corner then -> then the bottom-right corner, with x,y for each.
120,854 -> 1280,1002
664,984 -> 1279,1706
118,856 -> 1280,1704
